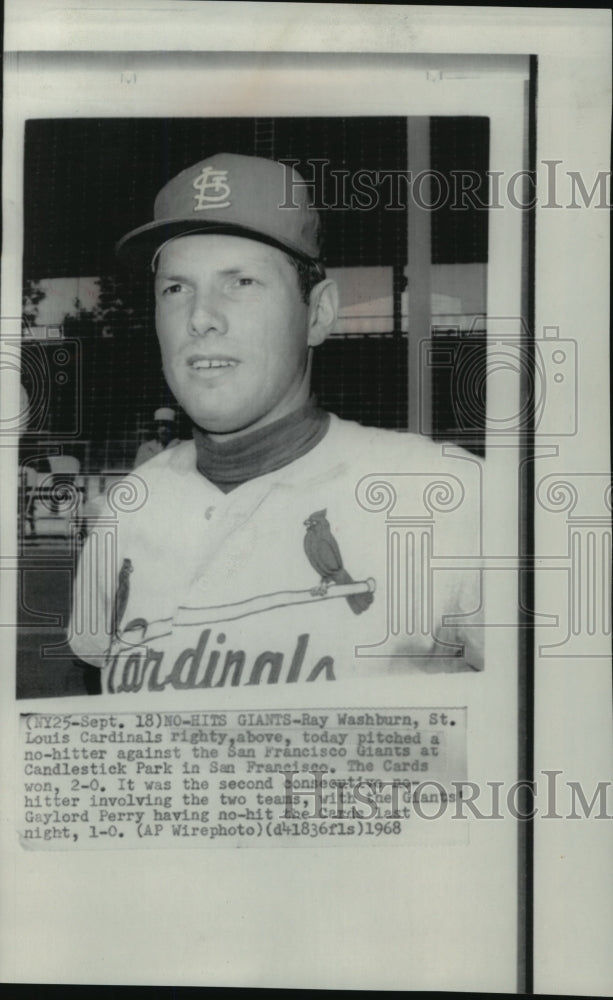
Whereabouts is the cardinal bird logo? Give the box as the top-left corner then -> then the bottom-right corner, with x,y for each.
303,509 -> 374,615
107,558 -> 149,651
110,557 -> 133,642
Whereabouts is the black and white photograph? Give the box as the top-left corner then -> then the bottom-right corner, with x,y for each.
0,3 -> 610,995
17,114 -> 490,698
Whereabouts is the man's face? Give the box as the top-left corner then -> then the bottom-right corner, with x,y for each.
154,234 -> 313,437
155,421 -> 174,445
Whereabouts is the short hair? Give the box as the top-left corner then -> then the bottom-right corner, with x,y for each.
285,254 -> 325,304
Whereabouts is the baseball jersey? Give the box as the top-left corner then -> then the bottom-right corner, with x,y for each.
134,437 -> 180,468
69,415 -> 485,695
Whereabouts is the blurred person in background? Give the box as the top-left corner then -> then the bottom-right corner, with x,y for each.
133,406 -> 180,468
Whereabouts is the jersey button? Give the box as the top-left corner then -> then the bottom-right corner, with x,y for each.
205,506 -> 215,520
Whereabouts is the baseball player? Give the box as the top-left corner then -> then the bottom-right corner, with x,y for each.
133,407 -> 180,468
70,152 -> 484,695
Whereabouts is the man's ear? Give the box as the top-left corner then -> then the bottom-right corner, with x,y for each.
307,279 -> 339,347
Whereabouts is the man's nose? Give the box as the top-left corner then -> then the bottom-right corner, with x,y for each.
189,288 -> 228,337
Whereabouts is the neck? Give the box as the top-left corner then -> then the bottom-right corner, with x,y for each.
206,388 -> 312,443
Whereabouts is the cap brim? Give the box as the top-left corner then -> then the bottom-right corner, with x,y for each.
116,218 -> 325,275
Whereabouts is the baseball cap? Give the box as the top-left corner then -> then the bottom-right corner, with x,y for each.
153,407 -> 175,422
116,152 -> 324,274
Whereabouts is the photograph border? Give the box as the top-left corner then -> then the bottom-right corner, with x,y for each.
5,54 -> 531,990
1,6 -> 610,995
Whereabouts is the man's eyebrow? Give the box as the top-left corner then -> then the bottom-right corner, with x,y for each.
220,264 -> 273,277
154,271 -> 190,282
155,263 -> 269,280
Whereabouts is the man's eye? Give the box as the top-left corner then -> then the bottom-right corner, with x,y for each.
162,283 -> 184,295
230,277 -> 257,288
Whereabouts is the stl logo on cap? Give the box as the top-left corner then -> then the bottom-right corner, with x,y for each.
192,166 -> 231,210
116,153 -> 325,273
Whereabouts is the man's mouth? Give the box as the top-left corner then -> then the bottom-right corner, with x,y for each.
188,356 -> 239,371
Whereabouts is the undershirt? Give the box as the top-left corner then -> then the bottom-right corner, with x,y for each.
193,399 -> 331,492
